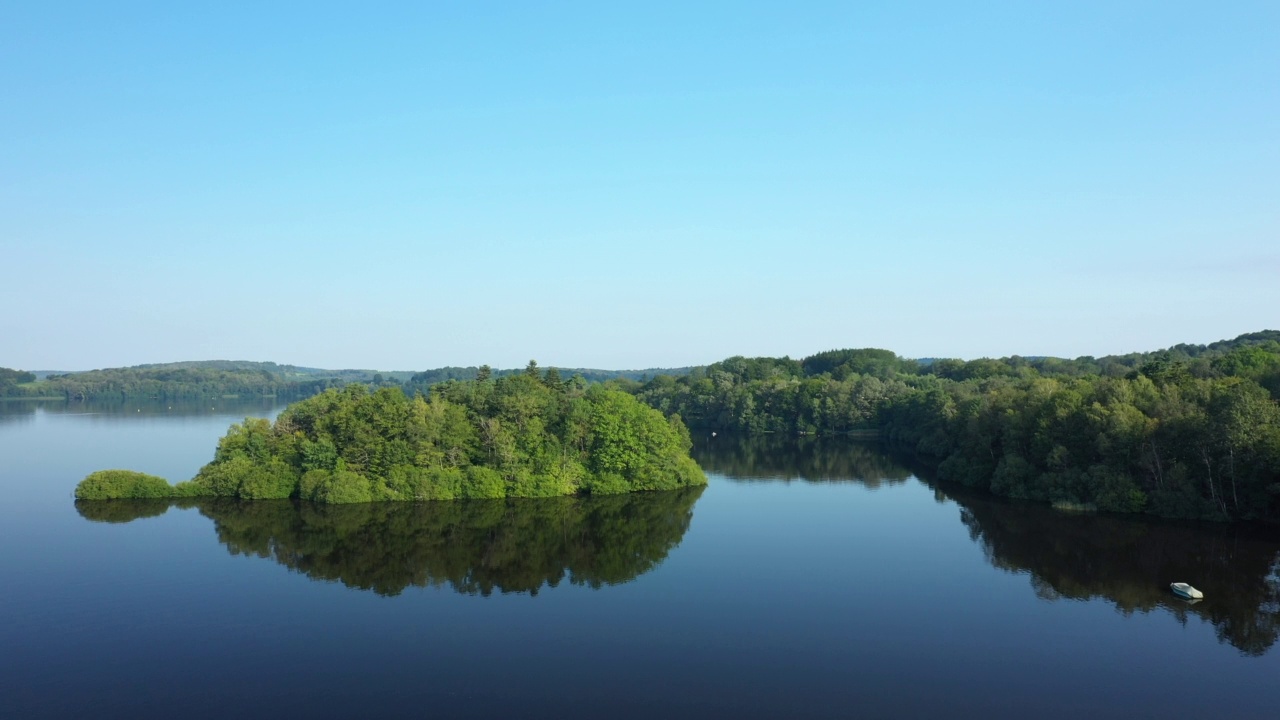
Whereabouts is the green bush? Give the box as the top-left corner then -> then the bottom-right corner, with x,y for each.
507,472 -> 573,498
300,468 -> 332,500
237,458 -> 300,500
671,456 -> 706,489
301,468 -> 372,504
413,467 -> 463,500
581,472 -> 629,495
372,464 -> 413,501
191,455 -> 256,496
75,470 -> 173,500
460,466 -> 505,499
171,480 -> 208,498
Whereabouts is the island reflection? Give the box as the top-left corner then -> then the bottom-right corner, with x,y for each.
76,486 -> 704,597
75,436 -> 1280,656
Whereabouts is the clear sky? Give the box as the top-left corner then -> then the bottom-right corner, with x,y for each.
2,1 -> 1277,371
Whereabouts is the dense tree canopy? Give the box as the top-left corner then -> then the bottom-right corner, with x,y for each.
76,370 -> 706,503
0,367 -> 37,386
632,333 -> 1280,521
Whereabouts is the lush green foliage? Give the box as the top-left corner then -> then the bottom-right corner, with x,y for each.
634,354 -> 916,435
75,470 -> 173,500
0,367 -> 37,386
77,369 -> 705,503
880,370 -> 1280,520
634,333 -> 1280,521
0,366 -> 40,398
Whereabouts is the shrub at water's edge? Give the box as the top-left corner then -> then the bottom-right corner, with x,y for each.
75,470 -> 173,500
75,370 -> 706,504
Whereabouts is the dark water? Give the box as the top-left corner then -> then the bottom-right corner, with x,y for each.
2,403 -> 1278,718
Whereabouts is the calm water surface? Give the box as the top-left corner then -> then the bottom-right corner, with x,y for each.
1,401 -> 1278,718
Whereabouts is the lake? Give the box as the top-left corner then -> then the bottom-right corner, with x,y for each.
2,400 -> 1278,718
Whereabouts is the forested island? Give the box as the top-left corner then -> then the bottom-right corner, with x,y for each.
76,367 -> 706,503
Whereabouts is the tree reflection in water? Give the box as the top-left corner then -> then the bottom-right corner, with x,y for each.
690,434 -> 911,487
698,435 -> 1280,657
76,486 -> 703,597
944,488 -> 1280,656
76,435 -> 1280,656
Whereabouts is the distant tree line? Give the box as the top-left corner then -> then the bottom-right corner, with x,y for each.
1,362 -> 340,401
628,332 -> 1280,521
401,364 -> 690,398
1,360 -> 692,402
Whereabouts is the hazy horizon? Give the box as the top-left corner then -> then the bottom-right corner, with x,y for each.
4,3 -> 1276,370
16,325 -> 1277,375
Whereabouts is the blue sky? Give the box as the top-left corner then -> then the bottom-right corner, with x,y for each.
2,1 -> 1277,370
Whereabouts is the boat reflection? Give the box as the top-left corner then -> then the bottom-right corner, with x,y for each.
701,435 -> 1280,657
940,483 -> 1280,656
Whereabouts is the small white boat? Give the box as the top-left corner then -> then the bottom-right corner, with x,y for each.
1171,582 -> 1203,600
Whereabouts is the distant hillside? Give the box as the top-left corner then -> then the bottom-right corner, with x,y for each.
913,330 -> 1280,381
119,360 -> 416,383
1,359 -> 693,402
9,329 -> 1273,404
4,361 -> 339,401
